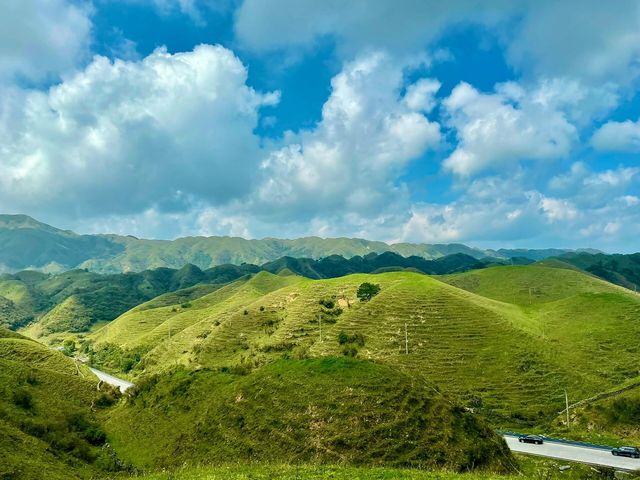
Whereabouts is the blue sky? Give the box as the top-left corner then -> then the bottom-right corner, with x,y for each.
0,0 -> 639,252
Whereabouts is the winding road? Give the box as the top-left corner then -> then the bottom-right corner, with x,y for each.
89,367 -> 134,393
504,434 -> 640,471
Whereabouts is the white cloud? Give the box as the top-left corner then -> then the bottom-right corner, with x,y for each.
252,52 -> 441,220
591,118 -> 640,152
234,0 -> 505,57
234,0 -> 640,87
539,197 -> 579,222
394,172 -> 640,251
442,81 -> 577,176
0,45 -> 279,217
550,163 -> 640,210
0,0 -> 92,81
506,1 -> 640,84
403,79 -> 441,112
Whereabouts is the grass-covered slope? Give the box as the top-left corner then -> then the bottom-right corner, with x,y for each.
103,357 -> 513,472
439,265 -> 622,305
0,327 -> 120,479
553,252 -> 640,291
0,263 -> 257,340
91,267 -> 640,424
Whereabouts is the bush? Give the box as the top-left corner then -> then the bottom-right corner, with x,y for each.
13,388 -> 33,410
337,331 -> 365,347
356,282 -> 381,302
62,339 -> 77,357
342,347 -> 358,357
67,413 -> 107,446
95,392 -> 118,408
319,298 -> 335,309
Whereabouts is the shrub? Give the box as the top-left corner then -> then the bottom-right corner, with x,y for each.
95,392 -> 118,408
342,346 -> 358,357
13,388 -> 33,410
62,339 -> 77,357
318,298 -> 335,309
356,282 -> 381,302
337,331 -> 365,347
180,302 -> 192,309
260,306 -> 265,312
67,413 -> 107,446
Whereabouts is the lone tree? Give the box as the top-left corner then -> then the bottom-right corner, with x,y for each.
357,282 -> 381,302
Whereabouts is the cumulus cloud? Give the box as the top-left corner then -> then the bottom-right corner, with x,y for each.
0,45 -> 279,217
395,170 -> 640,251
0,0 -> 92,81
252,52 -> 441,220
591,118 -> 640,152
442,81 -> 577,176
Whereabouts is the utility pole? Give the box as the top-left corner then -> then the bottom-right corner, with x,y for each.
564,389 -> 570,428
529,287 -> 533,304
405,323 -> 409,354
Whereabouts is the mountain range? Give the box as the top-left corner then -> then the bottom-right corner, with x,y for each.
0,214 -> 598,274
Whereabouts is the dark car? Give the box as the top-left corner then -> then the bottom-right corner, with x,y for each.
612,446 -> 640,458
519,434 -> 544,445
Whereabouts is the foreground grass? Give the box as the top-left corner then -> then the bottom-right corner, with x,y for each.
122,456 -> 626,480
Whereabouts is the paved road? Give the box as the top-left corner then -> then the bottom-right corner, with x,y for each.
504,435 -> 640,471
89,367 -> 134,393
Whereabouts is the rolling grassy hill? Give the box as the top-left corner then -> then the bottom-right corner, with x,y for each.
102,357 -> 513,472
0,327 -> 121,479
87,265 -> 640,425
0,263 -> 258,341
2,251 -> 489,345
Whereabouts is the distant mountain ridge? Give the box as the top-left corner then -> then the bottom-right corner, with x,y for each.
0,213 -> 591,274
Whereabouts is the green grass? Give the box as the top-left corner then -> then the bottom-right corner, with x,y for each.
87,266 -> 640,427
102,357 -> 512,472
0,263 -> 254,341
0,327 -> 121,479
116,455 -> 629,480
439,265 -> 622,305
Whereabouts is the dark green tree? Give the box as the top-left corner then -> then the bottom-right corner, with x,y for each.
356,282 -> 381,302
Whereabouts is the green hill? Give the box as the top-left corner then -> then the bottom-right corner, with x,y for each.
0,214 -> 122,273
0,327 -> 121,479
103,357 -> 513,472
552,252 -> 640,291
7,252 -> 491,345
0,264 -> 257,341
439,264 -> 623,305
86,266 -> 640,425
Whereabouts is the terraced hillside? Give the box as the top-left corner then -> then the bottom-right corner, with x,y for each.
88,266 -> 640,423
102,357 -> 513,472
0,328 -> 120,479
